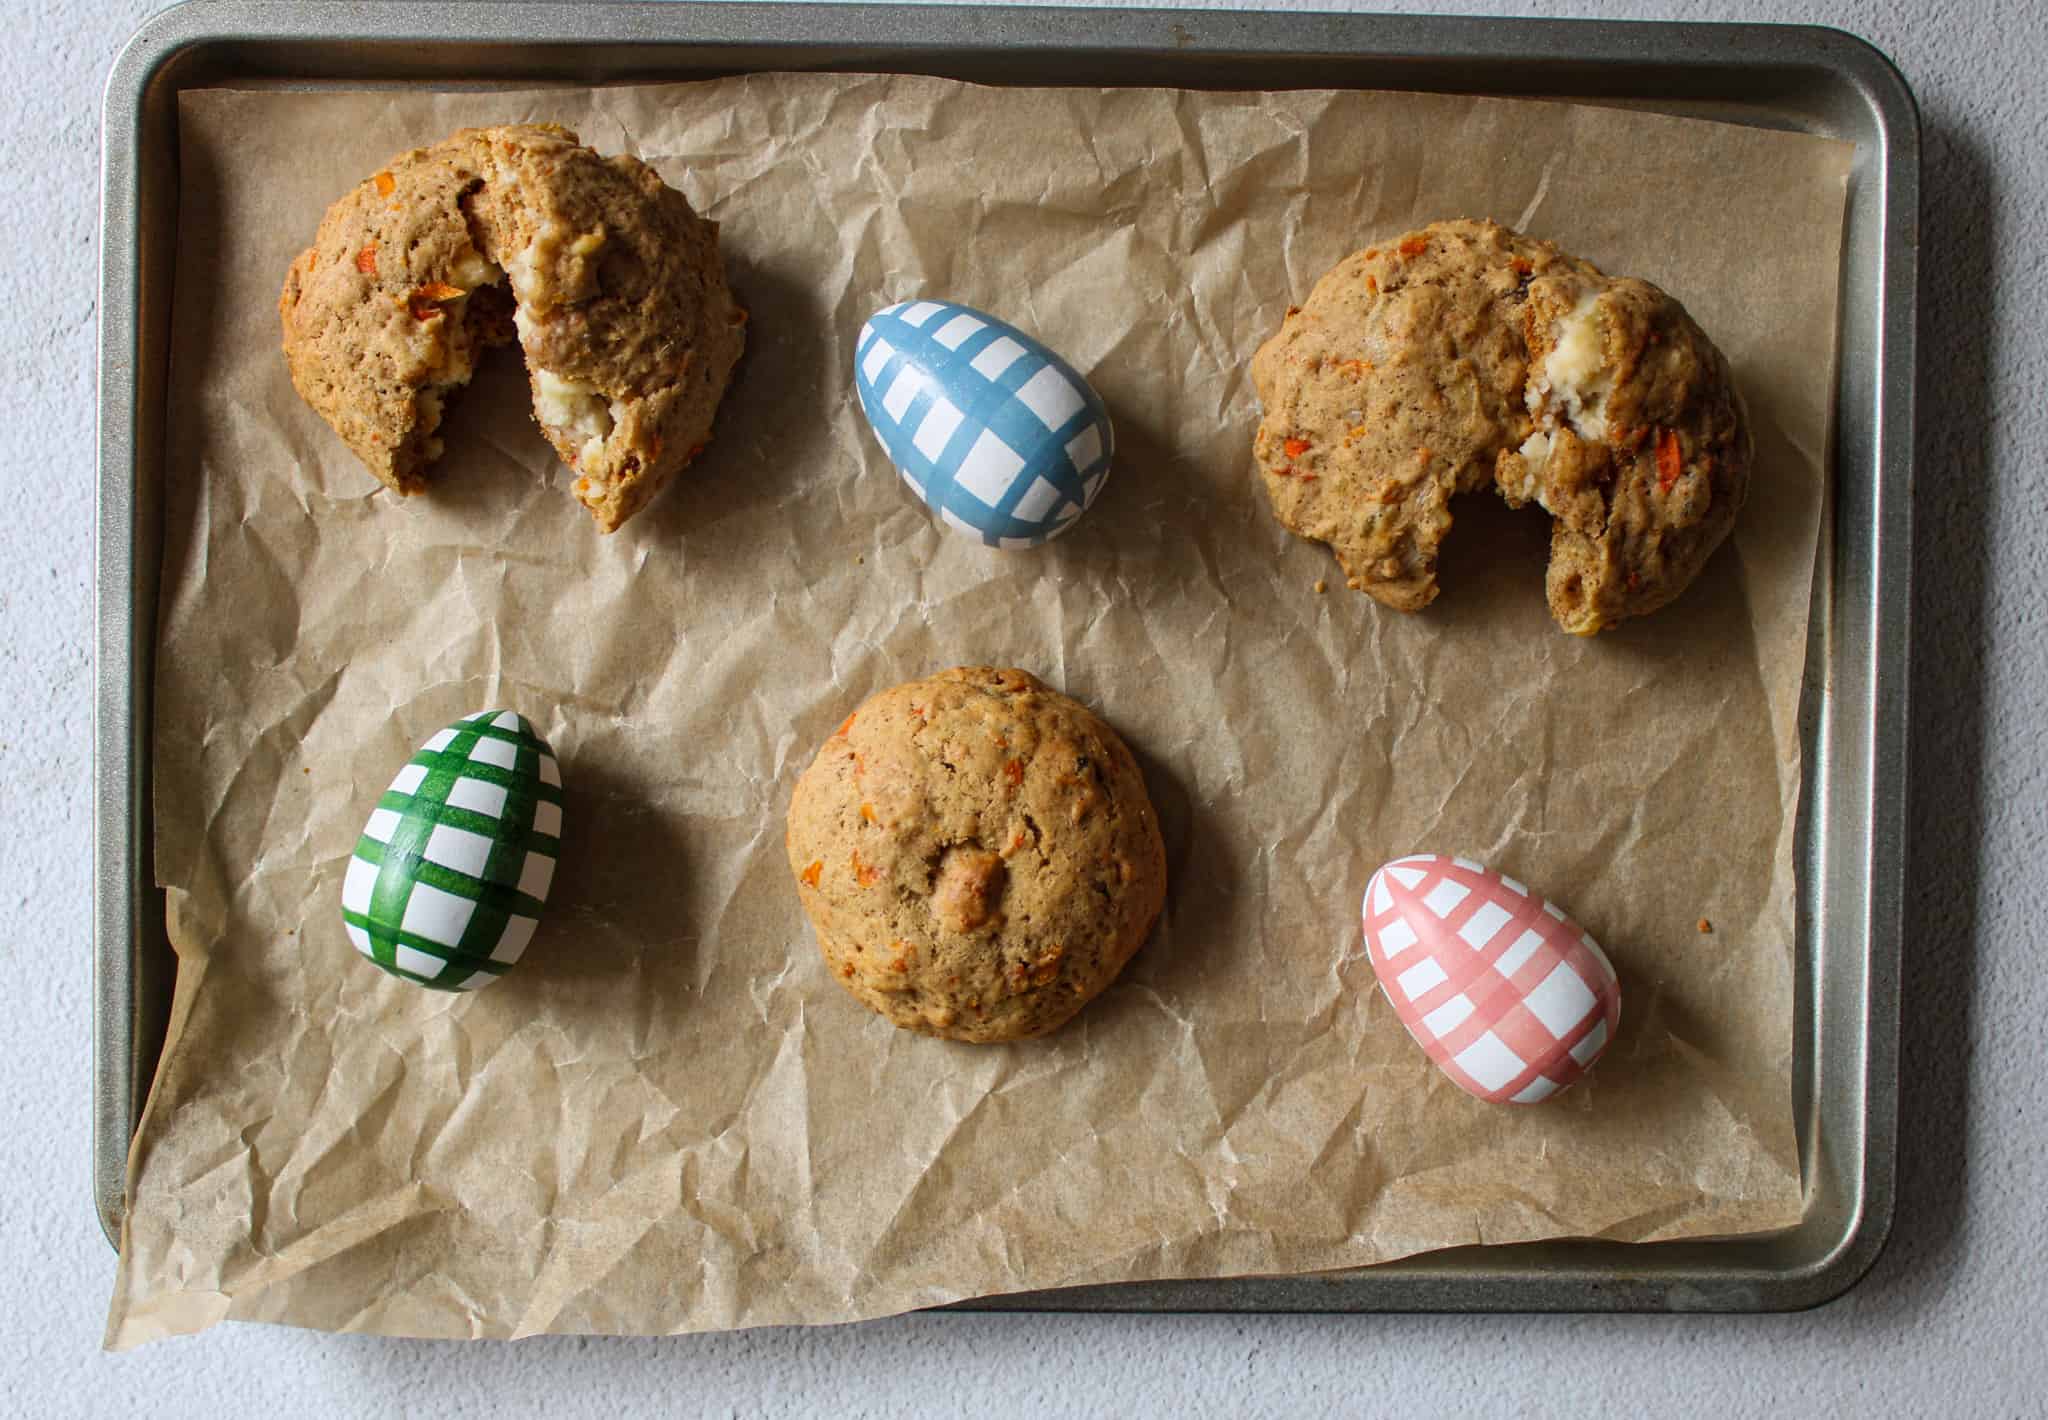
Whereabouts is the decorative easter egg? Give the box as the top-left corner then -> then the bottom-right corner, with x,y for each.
1361,854 -> 1619,1104
339,710 -> 564,991
854,299 -> 1114,547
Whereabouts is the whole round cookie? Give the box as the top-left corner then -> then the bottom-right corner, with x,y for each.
1250,218 -> 1751,634
786,668 -> 1167,1043
279,123 -> 746,532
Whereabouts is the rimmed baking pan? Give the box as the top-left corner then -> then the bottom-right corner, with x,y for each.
97,1 -> 1915,1312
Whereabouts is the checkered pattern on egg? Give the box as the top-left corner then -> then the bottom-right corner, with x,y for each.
1361,854 -> 1620,1104
340,710 -> 564,991
854,300 -> 1113,547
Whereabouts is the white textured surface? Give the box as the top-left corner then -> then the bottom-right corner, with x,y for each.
10,0 -> 2038,1410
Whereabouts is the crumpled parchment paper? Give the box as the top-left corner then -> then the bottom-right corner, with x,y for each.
107,74 -> 1851,1346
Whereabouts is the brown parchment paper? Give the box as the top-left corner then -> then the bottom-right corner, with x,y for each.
108,75 -> 1851,1346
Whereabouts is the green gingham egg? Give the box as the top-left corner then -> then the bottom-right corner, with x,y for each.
340,710 -> 563,991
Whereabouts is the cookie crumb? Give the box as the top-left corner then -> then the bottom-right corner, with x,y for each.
1697,917 -> 1713,934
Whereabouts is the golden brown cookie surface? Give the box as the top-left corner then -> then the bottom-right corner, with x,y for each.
279,124 -> 746,532
1504,273 -> 1751,633
277,131 -> 509,495
463,125 -> 747,532
786,668 -> 1167,1044
1250,218 -> 1750,634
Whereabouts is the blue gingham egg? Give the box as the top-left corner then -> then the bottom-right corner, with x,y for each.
854,300 -> 1114,547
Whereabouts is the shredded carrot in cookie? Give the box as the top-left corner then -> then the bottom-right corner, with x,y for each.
1656,429 -> 1683,492
1002,759 -> 1025,789
354,242 -> 378,274
800,860 -> 822,888
373,171 -> 395,197
1283,437 -> 1311,458
1398,236 -> 1428,257
405,282 -> 465,322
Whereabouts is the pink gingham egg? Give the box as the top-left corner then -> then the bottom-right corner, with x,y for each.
1362,854 -> 1619,1104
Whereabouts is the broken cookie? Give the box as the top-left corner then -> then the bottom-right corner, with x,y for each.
1250,219 -> 1750,634
279,124 -> 746,533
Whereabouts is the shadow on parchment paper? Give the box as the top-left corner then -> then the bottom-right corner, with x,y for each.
495,757 -> 697,996
1818,118 -> 1994,1322
413,347 -> 544,514
1092,391 -> 1202,538
640,255 -> 833,543
1421,481 -> 1755,681
1424,488 -> 1553,629
1423,460 -> 1768,685
1121,736 -> 1220,989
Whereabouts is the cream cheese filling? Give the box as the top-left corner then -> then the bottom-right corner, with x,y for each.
503,221 -> 621,478
450,247 -> 500,291
1526,293 -> 1613,442
1514,431 -> 1553,510
533,367 -> 615,469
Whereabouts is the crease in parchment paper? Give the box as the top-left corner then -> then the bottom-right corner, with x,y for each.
109,74 -> 1850,1347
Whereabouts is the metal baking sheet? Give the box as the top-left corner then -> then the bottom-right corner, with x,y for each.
96,1 -> 1916,1313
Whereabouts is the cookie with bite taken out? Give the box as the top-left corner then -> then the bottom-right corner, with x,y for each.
279,123 -> 746,532
1250,218 -> 1750,634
